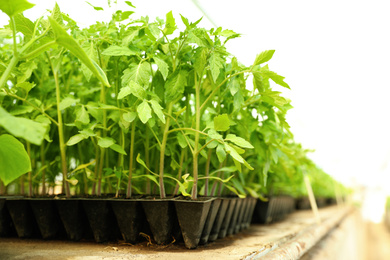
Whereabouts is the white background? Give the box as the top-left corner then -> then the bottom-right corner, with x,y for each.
1,0 -> 390,190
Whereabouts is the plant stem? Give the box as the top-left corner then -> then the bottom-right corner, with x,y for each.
173,149 -> 185,196
126,122 -> 136,198
204,149 -> 212,197
40,143 -> 46,195
191,75 -> 201,200
145,127 -> 151,194
91,142 -> 99,195
97,146 -> 105,196
158,103 -> 173,199
20,175 -> 25,195
48,53 -> 70,198
26,142 -> 33,197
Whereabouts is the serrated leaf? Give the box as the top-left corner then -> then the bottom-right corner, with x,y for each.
224,143 -> 244,164
0,0 -> 34,17
129,80 -> 146,100
0,134 -> 31,186
109,144 -> 127,155
164,70 -> 187,103
16,81 -> 35,94
229,76 -> 240,96
117,86 -> 131,99
17,60 -> 37,83
67,134 -> 88,146
260,65 -> 290,89
59,96 -> 79,110
137,100 -> 152,124
253,50 -> 275,66
150,99 -> 165,123
12,13 -> 34,37
75,105 -> 90,125
209,49 -> 224,82
153,57 -> 169,80
102,45 -> 137,56
123,112 -> 137,123
98,137 -> 115,148
125,1 -> 136,8
121,62 -> 151,87
214,114 -> 230,132
48,17 -> 110,87
194,47 -> 208,76
180,14 -> 190,28
163,11 -> 176,35
225,134 -> 254,149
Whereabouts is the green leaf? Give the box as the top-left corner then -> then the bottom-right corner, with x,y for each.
253,50 -> 275,66
0,134 -> 31,186
48,17 -> 110,87
137,100 -> 152,124
101,45 -> 137,56
86,1 -> 103,11
16,81 -> 35,94
225,134 -> 254,149
214,114 -> 230,132
150,99 -> 165,124
117,86 -> 131,100
164,70 -> 187,103
224,143 -> 244,164
59,96 -> 79,110
98,137 -> 115,148
216,144 -> 226,163
109,144 -> 127,155
0,107 -> 48,145
260,65 -> 290,89
123,112 -> 137,123
180,14 -> 190,28
209,166 -> 237,176
136,154 -> 158,176
66,134 -> 88,146
209,49 -> 224,82
153,57 -> 169,80
75,105 -> 90,125
163,11 -> 176,35
129,80 -> 146,100
12,13 -> 34,37
229,76 -> 240,96
194,47 -> 208,77
0,0 -> 34,17
9,105 -> 34,116
121,62 -> 151,87
17,60 -> 37,83
125,1 -> 136,8
177,133 -> 187,148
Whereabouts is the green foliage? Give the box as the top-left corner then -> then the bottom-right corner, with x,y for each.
0,134 -> 31,186
0,2 -> 344,200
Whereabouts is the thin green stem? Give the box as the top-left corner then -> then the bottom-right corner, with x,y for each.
191,75 -> 201,200
47,53 -> 70,197
200,70 -> 253,112
126,122 -> 136,198
158,103 -> 173,199
40,142 -> 46,195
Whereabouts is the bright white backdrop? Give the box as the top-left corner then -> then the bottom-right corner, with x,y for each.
1,0 -> 390,190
